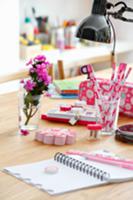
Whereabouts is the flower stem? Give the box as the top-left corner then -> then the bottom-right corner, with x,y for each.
24,106 -> 33,125
24,105 -> 39,125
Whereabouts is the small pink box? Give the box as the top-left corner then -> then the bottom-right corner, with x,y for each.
54,134 -> 66,146
35,131 -> 44,142
43,133 -> 54,145
35,128 -> 77,146
66,133 -> 76,145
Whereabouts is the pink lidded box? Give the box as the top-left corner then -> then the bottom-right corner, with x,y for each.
79,78 -> 133,117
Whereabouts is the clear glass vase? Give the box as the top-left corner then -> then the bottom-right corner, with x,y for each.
18,82 -> 41,134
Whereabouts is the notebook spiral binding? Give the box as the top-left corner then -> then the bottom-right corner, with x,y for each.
54,152 -> 110,181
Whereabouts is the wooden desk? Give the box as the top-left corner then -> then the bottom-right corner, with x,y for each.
0,72 -> 133,200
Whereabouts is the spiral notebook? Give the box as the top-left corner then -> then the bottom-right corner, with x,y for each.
3,152 -> 133,195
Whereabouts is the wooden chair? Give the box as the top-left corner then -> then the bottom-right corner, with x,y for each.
57,60 -> 65,80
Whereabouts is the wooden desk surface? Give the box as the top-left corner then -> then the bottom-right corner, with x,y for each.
0,69 -> 133,200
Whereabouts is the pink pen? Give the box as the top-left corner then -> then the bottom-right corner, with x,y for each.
66,150 -> 133,170
93,154 -> 133,165
85,155 -> 133,170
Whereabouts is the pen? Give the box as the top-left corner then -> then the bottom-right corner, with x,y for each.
92,154 -> 133,165
66,150 -> 133,170
85,155 -> 133,170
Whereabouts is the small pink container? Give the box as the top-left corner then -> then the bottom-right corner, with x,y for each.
35,128 -> 77,146
35,131 -> 44,142
66,133 -> 76,144
54,133 -> 66,145
43,133 -> 54,144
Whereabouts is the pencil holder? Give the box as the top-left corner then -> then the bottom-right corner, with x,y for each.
96,97 -> 120,135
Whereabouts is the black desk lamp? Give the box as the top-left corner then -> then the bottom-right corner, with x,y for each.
76,0 -> 133,63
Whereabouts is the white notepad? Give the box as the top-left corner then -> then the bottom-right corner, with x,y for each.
3,152 -> 133,195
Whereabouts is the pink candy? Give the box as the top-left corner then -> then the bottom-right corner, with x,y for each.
35,128 -> 76,146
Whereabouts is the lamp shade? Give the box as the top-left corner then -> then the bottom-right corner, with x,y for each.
76,0 -> 111,43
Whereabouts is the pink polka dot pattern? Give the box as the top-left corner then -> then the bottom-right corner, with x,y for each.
79,78 -> 133,117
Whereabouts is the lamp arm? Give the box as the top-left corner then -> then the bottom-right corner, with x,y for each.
107,16 -> 116,64
107,1 -> 133,23
117,17 -> 133,23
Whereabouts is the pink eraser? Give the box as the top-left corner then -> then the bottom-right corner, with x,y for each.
43,133 -> 54,145
35,131 -> 44,142
66,132 -> 76,145
44,165 -> 59,174
54,134 -> 66,145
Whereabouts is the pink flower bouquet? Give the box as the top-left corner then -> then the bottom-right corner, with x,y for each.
20,55 -> 51,134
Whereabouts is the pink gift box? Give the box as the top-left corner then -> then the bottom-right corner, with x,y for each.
79,78 -> 133,117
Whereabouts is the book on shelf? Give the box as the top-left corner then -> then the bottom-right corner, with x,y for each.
53,79 -> 81,95
3,151 -> 133,195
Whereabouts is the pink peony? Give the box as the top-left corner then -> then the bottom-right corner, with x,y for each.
20,79 -> 24,84
20,129 -> 30,136
36,64 -> 47,76
26,59 -> 33,66
29,67 -> 36,73
45,75 -> 51,85
24,80 -> 36,92
34,55 -> 46,62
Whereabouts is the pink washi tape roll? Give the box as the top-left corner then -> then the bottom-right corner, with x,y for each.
54,133 -> 66,145
35,130 -> 44,142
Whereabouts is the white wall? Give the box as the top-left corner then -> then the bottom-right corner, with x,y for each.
112,0 -> 133,63
0,0 -> 19,75
19,0 -> 91,26
112,0 -> 133,41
